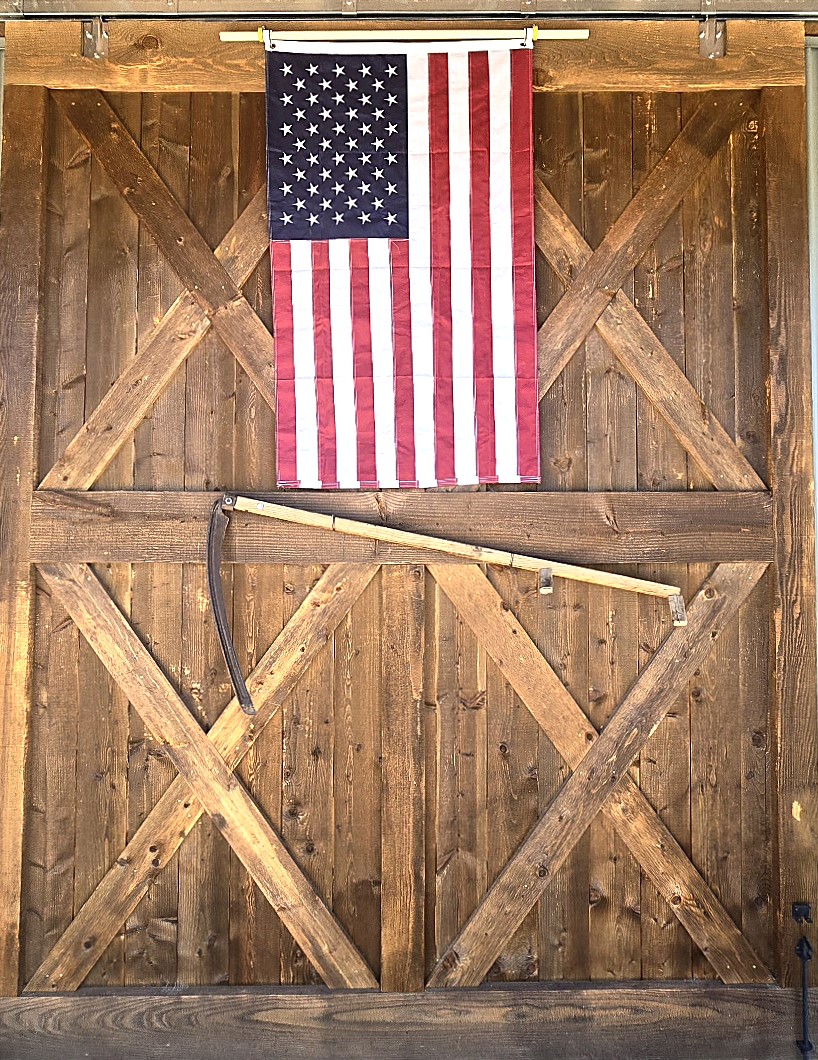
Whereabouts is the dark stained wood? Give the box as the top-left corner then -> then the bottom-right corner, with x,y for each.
4,21 -> 805,93
428,563 -> 772,986
29,490 -> 775,565
534,176 -> 765,491
632,90 -> 693,981
176,90 -> 234,990
38,562 -> 378,991
428,562 -> 770,988
538,92 -> 756,397
762,86 -> 818,986
0,85 -> 49,996
0,985 -> 814,1060
38,188 -> 267,492
23,96 -> 89,987
53,90 -> 278,426
380,566 -> 425,992
126,90 -> 190,989
25,564 -> 377,994
533,89 -> 589,983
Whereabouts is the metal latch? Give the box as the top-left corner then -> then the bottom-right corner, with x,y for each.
81,18 -> 109,61
698,13 -> 726,60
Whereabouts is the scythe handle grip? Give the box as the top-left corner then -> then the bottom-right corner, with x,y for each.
207,495 -> 255,715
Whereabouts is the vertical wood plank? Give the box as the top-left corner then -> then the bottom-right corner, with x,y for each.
533,89 -> 589,982
682,94 -> 742,979
762,86 -> 818,986
127,91 -> 190,988
0,86 -> 48,996
632,91 -> 693,981
74,92 -> 139,989
731,107 -> 775,972
583,91 -> 642,982
381,564 -> 425,992
23,97 -> 87,986
334,573 -> 382,981
228,90 -> 283,988
177,91 -> 235,987
279,565 -> 335,987
485,568 -> 539,983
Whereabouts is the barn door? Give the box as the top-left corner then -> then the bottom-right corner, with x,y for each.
19,84 -> 814,993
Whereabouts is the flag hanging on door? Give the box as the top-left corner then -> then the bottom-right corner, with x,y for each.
265,33 -> 539,489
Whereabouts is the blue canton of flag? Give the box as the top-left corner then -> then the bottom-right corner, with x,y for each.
266,54 -> 410,241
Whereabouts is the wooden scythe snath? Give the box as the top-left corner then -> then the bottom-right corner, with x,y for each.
206,493 -> 689,714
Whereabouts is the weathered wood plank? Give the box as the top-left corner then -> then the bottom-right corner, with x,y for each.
29,490 -> 775,565
533,88 -> 589,982
380,565 -> 425,992
0,985 -> 813,1060
279,565 -> 335,986
37,562 -> 378,991
0,85 -> 49,996
53,90 -> 277,429
126,90 -> 189,989
427,562 -> 772,988
534,175 -> 764,492
25,564 -> 376,994
538,92 -> 755,398
762,86 -> 818,987
38,185 -> 267,492
632,89 -> 692,981
4,21 -> 804,93
176,89 -> 234,990
12,980 -> 818,1060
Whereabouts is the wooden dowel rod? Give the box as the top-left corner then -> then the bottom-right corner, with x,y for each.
219,28 -> 589,42
230,496 -> 682,601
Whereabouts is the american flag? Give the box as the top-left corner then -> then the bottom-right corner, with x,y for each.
265,37 -> 539,489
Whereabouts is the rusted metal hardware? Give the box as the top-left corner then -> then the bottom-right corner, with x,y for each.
81,17 -> 109,61
207,494 -> 255,715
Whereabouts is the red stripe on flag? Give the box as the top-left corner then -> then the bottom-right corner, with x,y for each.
311,240 -> 339,488
270,241 -> 298,486
349,240 -> 378,488
510,47 -> 539,480
390,238 -> 417,487
428,52 -> 456,485
468,51 -> 497,483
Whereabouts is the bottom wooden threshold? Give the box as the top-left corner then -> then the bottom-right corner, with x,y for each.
1,983 -> 810,1060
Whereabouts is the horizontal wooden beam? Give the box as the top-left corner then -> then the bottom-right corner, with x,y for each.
0,986 -> 812,1060
29,490 -> 773,565
4,20 -> 804,93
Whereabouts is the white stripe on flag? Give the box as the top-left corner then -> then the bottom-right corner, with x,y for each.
368,239 -> 399,489
406,51 -> 437,488
488,49 -> 520,483
328,238 -> 359,489
448,51 -> 478,485
290,240 -> 321,488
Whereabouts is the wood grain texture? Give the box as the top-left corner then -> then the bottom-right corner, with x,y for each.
38,186 -> 267,492
0,985 -> 814,1060
381,565 -> 425,991
4,21 -> 804,92
762,87 -> 818,986
29,490 -> 775,565
33,563 -> 378,992
427,563 -> 771,988
538,92 -> 755,397
0,86 -> 48,996
534,175 -> 765,492
25,564 -> 376,994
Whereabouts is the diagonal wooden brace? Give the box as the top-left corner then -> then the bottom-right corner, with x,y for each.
32,562 -> 379,992
426,561 -> 771,988
40,185 -> 269,491
534,174 -> 765,492
537,91 -> 756,400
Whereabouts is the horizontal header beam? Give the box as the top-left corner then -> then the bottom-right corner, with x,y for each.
3,19 -> 805,91
30,490 -> 773,565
